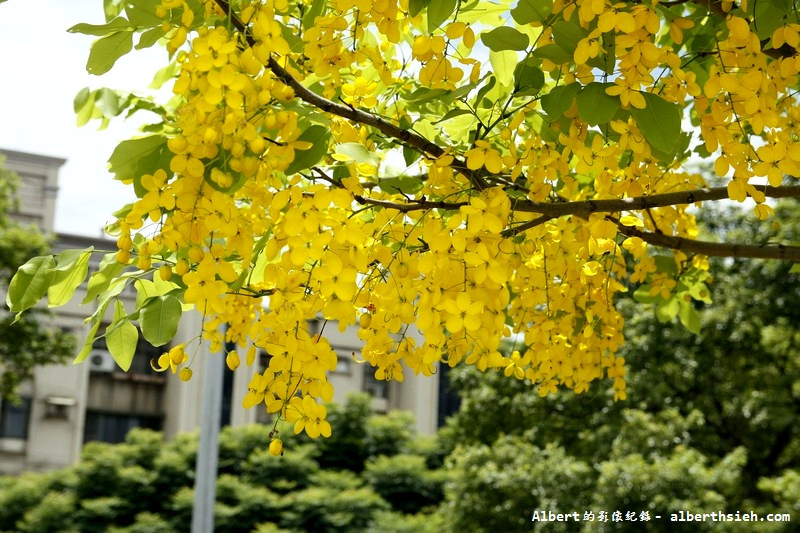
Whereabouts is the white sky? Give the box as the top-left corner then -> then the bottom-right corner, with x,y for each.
0,1 -> 165,237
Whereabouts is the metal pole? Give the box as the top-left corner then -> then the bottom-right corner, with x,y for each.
191,343 -> 223,533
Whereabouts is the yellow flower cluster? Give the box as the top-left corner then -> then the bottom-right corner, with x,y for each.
98,0 -> 800,441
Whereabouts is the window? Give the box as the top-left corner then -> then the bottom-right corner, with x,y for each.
363,366 -> 388,399
254,349 -> 273,425
129,337 -> 162,375
0,397 -> 32,439
83,411 -> 162,444
331,348 -> 352,374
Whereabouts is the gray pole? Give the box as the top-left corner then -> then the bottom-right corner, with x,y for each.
191,344 -> 223,533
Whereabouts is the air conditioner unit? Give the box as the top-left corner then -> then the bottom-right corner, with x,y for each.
88,349 -> 116,373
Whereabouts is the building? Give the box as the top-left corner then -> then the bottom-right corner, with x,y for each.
0,148 -> 458,475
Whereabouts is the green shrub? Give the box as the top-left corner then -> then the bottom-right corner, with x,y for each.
16,491 -> 78,533
281,485 -> 389,532
108,512 -> 173,533
0,472 -> 53,530
364,454 -> 445,514
242,443 -> 320,493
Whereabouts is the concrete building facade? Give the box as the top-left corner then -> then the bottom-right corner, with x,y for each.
0,148 -> 456,475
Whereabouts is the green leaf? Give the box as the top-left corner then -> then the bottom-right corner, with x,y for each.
679,300 -> 701,334
134,279 -> 159,310
140,295 -> 182,347
656,296 -> 679,322
136,27 -> 166,50
68,17 -> 130,36
633,284 -> 660,304
150,61 -> 179,89
473,76 -> 496,108
511,0 -> 552,24
409,0 -> 432,17
86,31 -> 133,75
279,22 -> 305,54
380,176 -> 424,195
335,143 -> 381,165
532,44 -> 571,64
489,50 -> 517,87
630,92 -> 681,159
285,125 -> 331,174
688,281 -> 712,304
405,87 -> 451,103
108,135 -> 165,182
48,248 -> 93,307
103,0 -> 125,20
653,254 -> 678,275
124,0 -> 162,26
551,20 -> 584,54
303,0 -> 327,30
481,27 -> 530,52
753,1 -> 788,40
575,83 -> 619,125
540,82 -> 581,119
83,252 -> 125,304
106,300 -> 138,371
588,32 -> 615,74
433,108 -> 472,124
403,146 -> 421,166
73,87 -> 92,113
74,88 -> 96,127
427,0 -> 457,32
6,255 -> 56,315
94,88 -> 121,117
74,318 -> 103,365
513,57 -> 544,95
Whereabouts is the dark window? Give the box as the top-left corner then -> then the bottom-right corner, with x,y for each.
363,367 -> 388,399
221,343 -> 235,428
0,397 -> 32,439
437,364 -> 461,427
254,349 -> 273,425
83,411 -> 162,444
130,337 -> 162,375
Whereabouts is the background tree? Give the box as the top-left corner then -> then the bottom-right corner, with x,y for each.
0,394 -> 446,533
0,158 -> 75,401
8,0 -> 800,446
436,203 -> 800,532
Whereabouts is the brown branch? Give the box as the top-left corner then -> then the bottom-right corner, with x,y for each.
353,195 -> 466,213
501,215 -> 553,238
512,185 -> 800,217
213,0 -> 488,190
612,217 -> 800,261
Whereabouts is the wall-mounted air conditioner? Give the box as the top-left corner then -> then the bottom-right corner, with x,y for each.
88,349 -> 116,373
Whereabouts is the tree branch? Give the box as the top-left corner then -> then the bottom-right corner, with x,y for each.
353,195 -> 466,213
501,215 -> 553,238
512,185 -> 800,217
213,0 -> 488,190
612,217 -> 800,261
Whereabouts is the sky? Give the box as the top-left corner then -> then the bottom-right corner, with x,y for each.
0,1 -> 164,237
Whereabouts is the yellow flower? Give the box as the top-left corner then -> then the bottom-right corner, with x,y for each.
287,395 -> 332,438
465,140 -> 503,173
269,438 -> 283,456
226,350 -> 240,370
605,79 -> 646,109
341,77 -> 378,108
441,292 -> 484,333
152,344 -> 187,374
